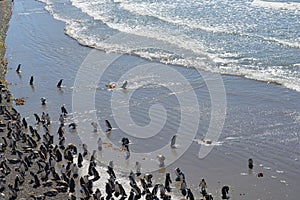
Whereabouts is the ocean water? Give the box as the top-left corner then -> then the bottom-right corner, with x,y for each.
39,0 -> 300,91
5,0 -> 300,199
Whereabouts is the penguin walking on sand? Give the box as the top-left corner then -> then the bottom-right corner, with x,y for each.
61,105 -> 68,116
40,97 -> 46,106
135,161 -> 141,177
33,113 -> 41,124
186,188 -> 195,200
59,114 -> 64,126
77,152 -> 83,168
248,158 -> 254,170
170,135 -> 177,148
221,185 -> 230,199
164,173 -> 172,192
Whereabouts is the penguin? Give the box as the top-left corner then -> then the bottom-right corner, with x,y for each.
33,174 -> 41,188
94,188 -> 102,200
248,158 -> 254,170
33,113 -> 41,124
59,114 -> 64,126
105,182 -> 113,199
77,153 -> 83,168
144,173 -> 153,188
16,64 -> 21,73
57,79 -> 63,88
105,120 -> 112,132
22,117 -> 28,129
68,122 -> 77,130
151,184 -> 159,197
69,177 -> 75,193
186,188 -> 195,200
121,81 -> 128,89
40,97 -> 46,106
221,185 -> 230,199
57,125 -> 64,138
55,148 -> 63,162
91,167 -> 100,182
164,173 -> 172,192
29,76 -> 34,85
170,135 -> 177,148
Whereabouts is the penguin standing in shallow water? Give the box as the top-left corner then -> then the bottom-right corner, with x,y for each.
57,79 -> 63,88
16,64 -> 21,73
105,120 -> 112,132
29,76 -> 34,85
40,97 -> 46,106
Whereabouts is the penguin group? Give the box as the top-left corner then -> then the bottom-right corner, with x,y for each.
0,63 -> 241,200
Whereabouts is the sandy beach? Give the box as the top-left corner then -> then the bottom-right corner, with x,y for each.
2,0 -> 300,199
